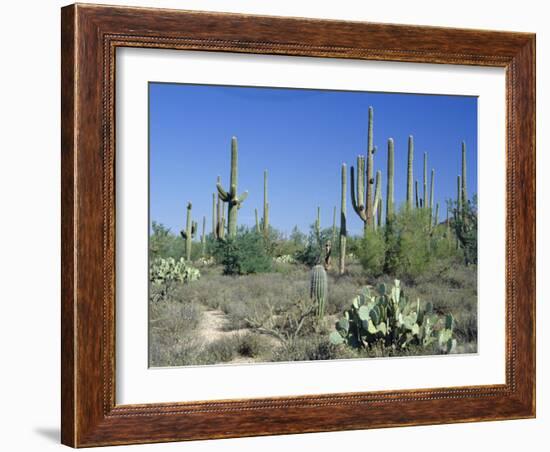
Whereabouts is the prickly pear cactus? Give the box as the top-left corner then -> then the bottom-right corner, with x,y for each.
150,257 -> 200,286
310,264 -> 328,319
329,280 -> 456,354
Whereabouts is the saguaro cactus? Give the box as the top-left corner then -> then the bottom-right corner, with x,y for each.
263,170 -> 269,238
215,176 -> 225,240
461,141 -> 468,209
310,264 -> 328,319
211,193 -> 216,237
372,170 -> 382,230
415,180 -> 419,209
201,216 -> 206,256
180,202 -> 196,261
386,138 -> 394,223
433,203 -> 440,229
315,206 -> 321,244
216,136 -> 248,238
350,155 -> 367,235
406,135 -> 414,210
339,163 -> 347,275
365,107 -> 375,226
457,175 -> 462,215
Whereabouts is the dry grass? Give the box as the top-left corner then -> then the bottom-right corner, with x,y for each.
150,259 -> 478,367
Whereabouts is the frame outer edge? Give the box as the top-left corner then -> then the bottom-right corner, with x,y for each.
61,3 -> 77,448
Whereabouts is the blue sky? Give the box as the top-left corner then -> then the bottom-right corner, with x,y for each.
149,83 -> 477,237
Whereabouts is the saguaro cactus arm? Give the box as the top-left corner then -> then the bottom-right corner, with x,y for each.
350,157 -> 368,221
339,163 -> 347,275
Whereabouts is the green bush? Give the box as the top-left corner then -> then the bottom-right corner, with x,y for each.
213,228 -> 272,275
149,221 -> 185,260
356,229 -> 386,277
294,226 -> 333,267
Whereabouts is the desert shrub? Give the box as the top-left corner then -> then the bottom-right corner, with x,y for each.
213,228 -> 272,275
148,300 -> 203,367
149,221 -> 186,260
356,229 -> 386,277
234,332 -> 270,358
271,336 -> 358,362
200,337 -> 238,363
295,226 -> 332,267
451,195 -> 478,265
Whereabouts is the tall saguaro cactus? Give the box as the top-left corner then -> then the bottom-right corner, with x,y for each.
457,175 -> 462,214
216,136 -> 248,238
339,163 -> 347,275
315,206 -> 321,244
263,169 -> 269,238
215,176 -> 225,240
365,107 -> 375,226
386,138 -> 394,223
180,202 -> 196,261
406,135 -> 414,210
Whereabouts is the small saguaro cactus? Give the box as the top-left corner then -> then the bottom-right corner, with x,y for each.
263,169 -> 269,238
216,136 -> 248,238
406,135 -> 414,210
339,163 -> 347,275
201,216 -> 206,256
310,264 -> 328,319
386,138 -> 395,223
461,141 -> 468,209
180,202 -> 196,261
315,206 -> 321,244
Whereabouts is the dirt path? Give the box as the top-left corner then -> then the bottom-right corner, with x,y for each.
199,309 -> 255,364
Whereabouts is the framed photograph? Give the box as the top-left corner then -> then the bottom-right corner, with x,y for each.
61,3 -> 535,447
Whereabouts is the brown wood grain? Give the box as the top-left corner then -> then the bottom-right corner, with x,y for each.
61,3 -> 536,447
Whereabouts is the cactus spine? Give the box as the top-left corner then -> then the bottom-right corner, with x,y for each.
386,138 -> 394,223
339,163 -> 347,275
406,135 -> 414,210
180,202 -> 196,261
310,264 -> 328,319
216,137 -> 248,238
263,169 -> 269,238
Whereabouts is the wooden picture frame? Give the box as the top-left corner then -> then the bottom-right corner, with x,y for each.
61,3 -> 535,447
